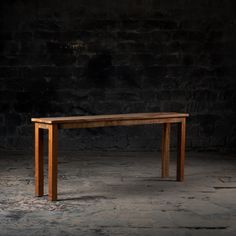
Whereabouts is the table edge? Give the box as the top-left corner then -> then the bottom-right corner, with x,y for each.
31,113 -> 189,124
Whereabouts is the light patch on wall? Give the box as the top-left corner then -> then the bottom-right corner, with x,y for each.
68,40 -> 87,52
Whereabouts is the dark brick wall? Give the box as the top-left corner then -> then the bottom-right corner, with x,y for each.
0,0 -> 236,151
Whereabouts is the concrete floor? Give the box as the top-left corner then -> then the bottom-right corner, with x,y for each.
0,150 -> 236,236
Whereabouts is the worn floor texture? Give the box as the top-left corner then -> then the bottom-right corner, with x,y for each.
0,150 -> 235,236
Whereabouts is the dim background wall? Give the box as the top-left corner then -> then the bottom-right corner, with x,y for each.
0,0 -> 235,151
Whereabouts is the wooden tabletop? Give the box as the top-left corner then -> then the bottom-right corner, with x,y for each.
31,112 -> 189,124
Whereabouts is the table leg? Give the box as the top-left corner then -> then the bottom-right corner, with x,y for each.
161,123 -> 171,177
48,124 -> 58,201
35,123 -> 44,197
177,119 -> 186,181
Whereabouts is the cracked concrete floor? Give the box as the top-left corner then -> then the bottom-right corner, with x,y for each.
0,150 -> 236,236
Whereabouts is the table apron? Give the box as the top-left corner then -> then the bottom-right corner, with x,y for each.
56,117 -> 184,129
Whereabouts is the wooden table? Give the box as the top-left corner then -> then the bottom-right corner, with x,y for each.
31,112 -> 189,201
